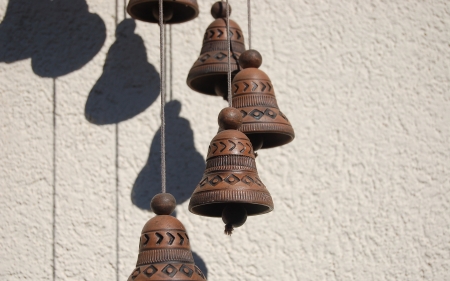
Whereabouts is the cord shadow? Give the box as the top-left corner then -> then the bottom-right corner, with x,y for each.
85,19 -> 159,125
131,100 -> 205,210
0,0 -> 106,78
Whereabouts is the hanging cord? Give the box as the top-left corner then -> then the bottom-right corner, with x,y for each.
159,0 -> 166,193
226,0 -> 232,106
247,0 -> 252,49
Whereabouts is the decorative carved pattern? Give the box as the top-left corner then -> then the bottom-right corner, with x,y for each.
137,249 -> 194,266
131,268 -> 140,280
196,51 -> 239,64
143,265 -> 157,277
155,232 -> 163,244
201,40 -> 245,53
234,80 -> 274,95
140,231 -> 190,249
180,264 -> 194,277
205,155 -> 256,173
167,232 -> 175,245
162,264 -> 178,277
190,189 -> 274,209
207,139 -> 253,158
203,27 -> 244,42
130,264 -> 206,280
198,174 -> 264,188
240,108 -> 279,120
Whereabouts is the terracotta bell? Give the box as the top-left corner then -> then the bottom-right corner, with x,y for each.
189,107 -> 274,235
232,50 -> 295,150
186,2 -> 245,100
127,0 -> 199,24
128,193 -> 207,281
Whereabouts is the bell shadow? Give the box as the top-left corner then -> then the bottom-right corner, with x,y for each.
193,252 -> 208,279
84,19 -> 159,125
0,0 -> 106,77
132,100 -> 205,209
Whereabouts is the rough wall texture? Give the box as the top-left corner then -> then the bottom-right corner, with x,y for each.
0,0 -> 449,280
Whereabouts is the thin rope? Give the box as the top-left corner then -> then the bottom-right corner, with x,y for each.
159,0 -> 166,193
226,0 -> 232,106
247,0 -> 252,50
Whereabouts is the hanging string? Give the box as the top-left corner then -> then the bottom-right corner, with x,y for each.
226,0 -> 232,106
159,0 -> 166,193
247,0 -> 252,50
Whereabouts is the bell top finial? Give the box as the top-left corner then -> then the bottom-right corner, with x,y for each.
211,1 -> 231,19
218,107 -> 242,130
239,49 -> 262,69
150,193 -> 176,215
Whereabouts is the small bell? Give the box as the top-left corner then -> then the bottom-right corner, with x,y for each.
232,50 -> 295,150
189,108 -> 274,235
186,2 -> 245,100
127,0 -> 199,24
128,193 -> 207,280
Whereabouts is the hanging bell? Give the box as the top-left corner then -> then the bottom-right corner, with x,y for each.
189,107 -> 274,235
127,0 -> 199,24
232,50 -> 295,150
128,193 -> 207,280
186,2 -> 245,100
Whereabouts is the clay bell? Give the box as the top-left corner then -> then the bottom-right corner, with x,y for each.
189,108 -> 274,235
128,193 -> 207,280
127,0 -> 199,24
232,50 -> 295,150
186,2 -> 245,100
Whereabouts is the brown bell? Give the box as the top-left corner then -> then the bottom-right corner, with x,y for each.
186,2 -> 245,100
232,50 -> 295,150
127,0 -> 199,24
128,193 -> 207,281
189,108 -> 274,235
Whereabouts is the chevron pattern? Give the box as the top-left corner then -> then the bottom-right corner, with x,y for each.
234,80 -> 273,95
203,27 -> 244,42
207,139 -> 253,157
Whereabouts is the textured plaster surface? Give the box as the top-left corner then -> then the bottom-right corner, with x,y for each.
1,0 -> 449,280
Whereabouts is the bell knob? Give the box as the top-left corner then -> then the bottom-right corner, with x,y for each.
210,1 -> 231,19
218,107 -> 242,130
150,193 -> 176,215
239,49 -> 262,69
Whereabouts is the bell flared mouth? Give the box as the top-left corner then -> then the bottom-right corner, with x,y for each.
127,0 -> 199,24
189,189 -> 274,217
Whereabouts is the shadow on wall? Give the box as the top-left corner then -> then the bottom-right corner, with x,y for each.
0,0 -> 106,77
85,19 -> 160,125
132,100 -> 205,210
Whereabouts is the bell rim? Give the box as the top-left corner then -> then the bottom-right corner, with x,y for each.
127,0 -> 199,24
187,71 -> 237,96
188,189 -> 274,217
240,122 -> 295,149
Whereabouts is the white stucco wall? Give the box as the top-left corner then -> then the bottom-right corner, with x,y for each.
1,0 -> 449,280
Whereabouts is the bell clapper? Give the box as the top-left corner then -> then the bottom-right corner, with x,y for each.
222,204 -> 247,235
